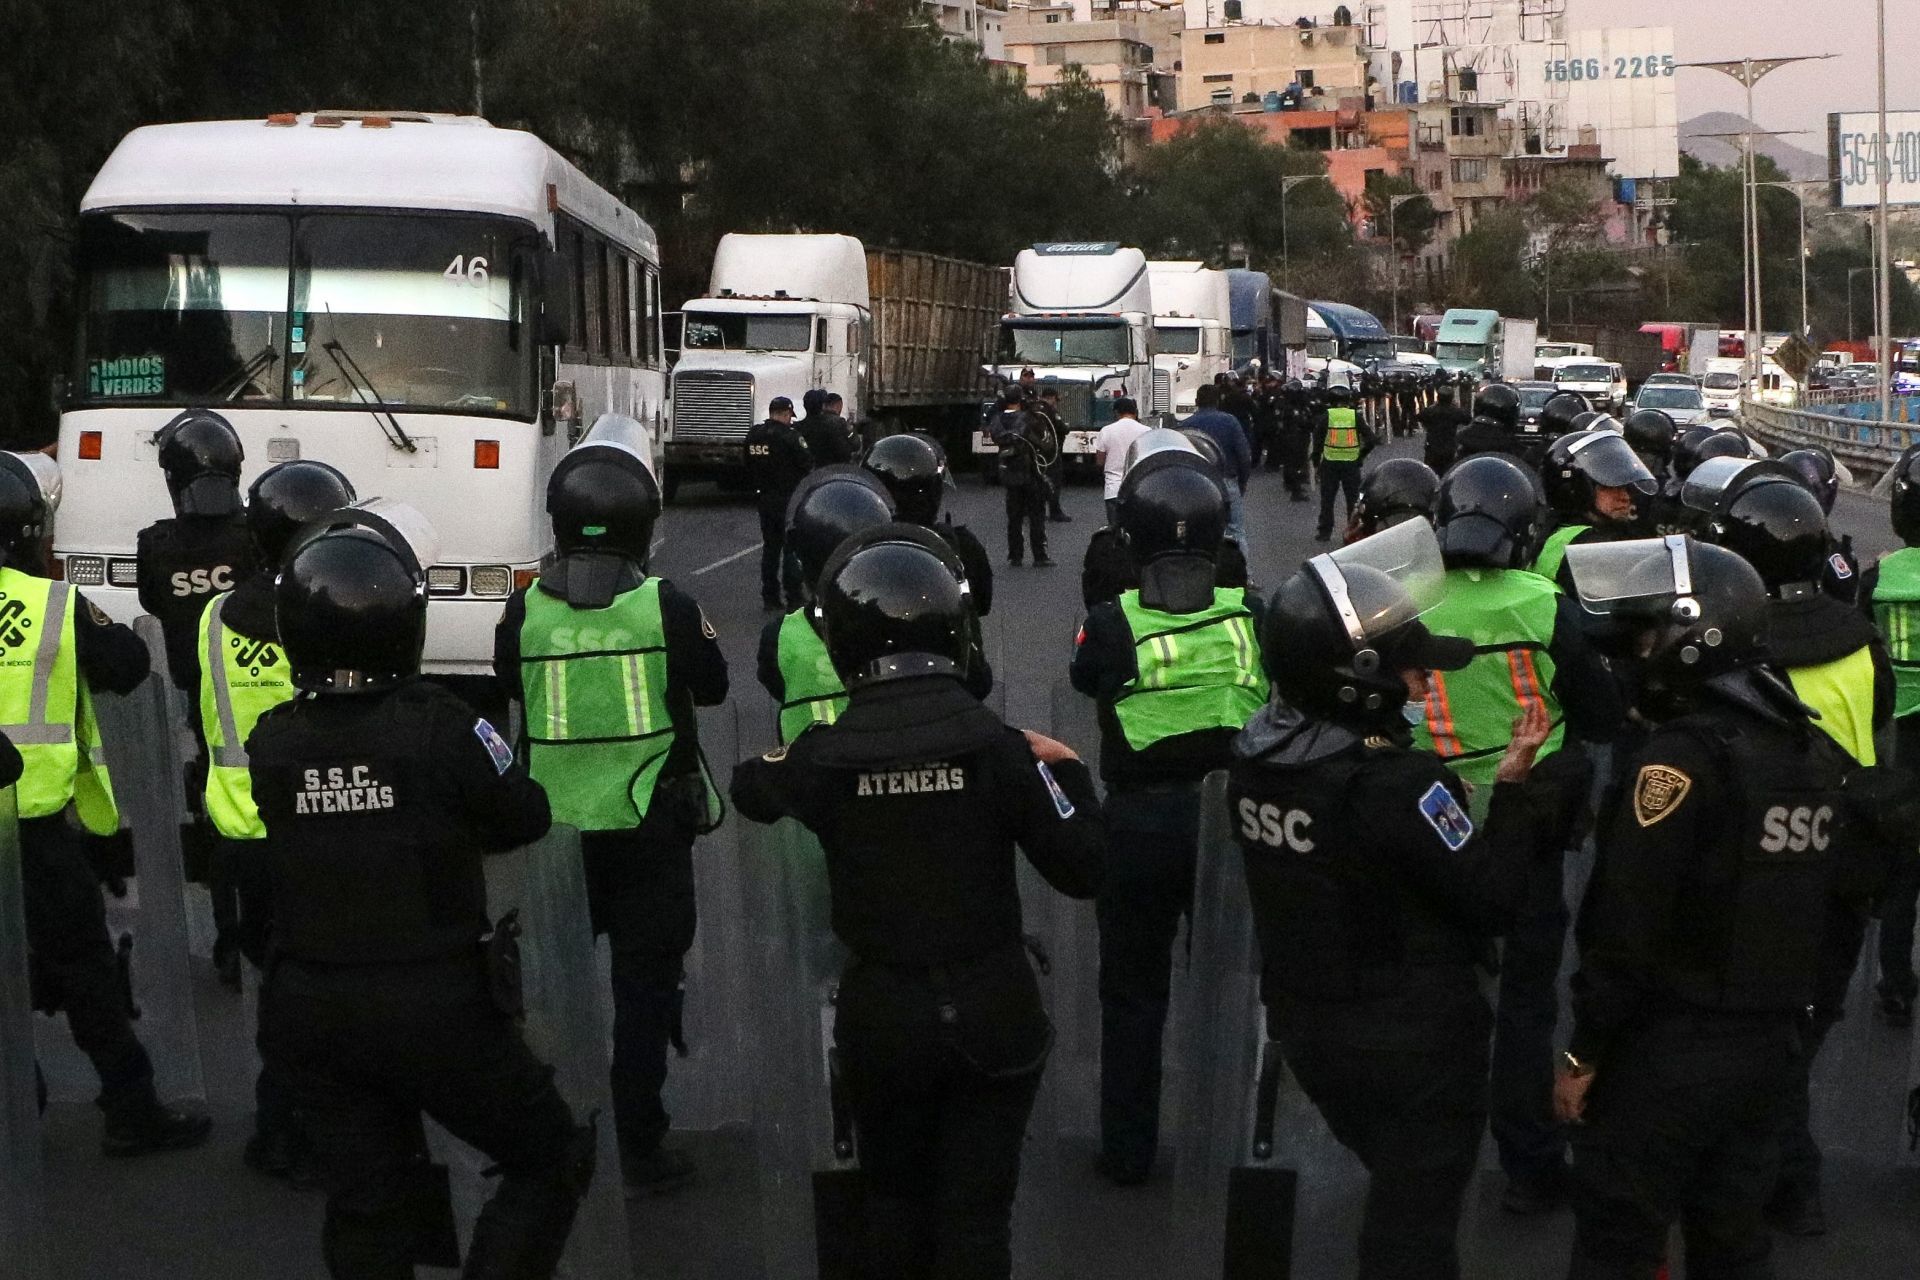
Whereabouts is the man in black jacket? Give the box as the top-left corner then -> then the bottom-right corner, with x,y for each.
746,397 -> 815,609
988,388 -> 1051,567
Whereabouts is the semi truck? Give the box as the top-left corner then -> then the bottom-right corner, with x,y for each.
667,233 -> 1001,494
1148,261 -> 1233,416
1227,268 -> 1275,370
1434,309 -> 1536,381
980,242 -> 1163,464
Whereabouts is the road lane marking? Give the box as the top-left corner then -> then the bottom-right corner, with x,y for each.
692,542 -> 763,576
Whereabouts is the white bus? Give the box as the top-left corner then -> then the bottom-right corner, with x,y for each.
58,111 -> 668,676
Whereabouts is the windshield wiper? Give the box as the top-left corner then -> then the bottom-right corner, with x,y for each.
212,345 -> 280,402
321,339 -> 417,453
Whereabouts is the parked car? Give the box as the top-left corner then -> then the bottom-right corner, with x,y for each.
1632,381 -> 1711,428
1512,380 -> 1560,430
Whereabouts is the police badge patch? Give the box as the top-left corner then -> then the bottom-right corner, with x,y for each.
1633,764 -> 1692,827
473,718 -> 514,775
1417,781 -> 1474,852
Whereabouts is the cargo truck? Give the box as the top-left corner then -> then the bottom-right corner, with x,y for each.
667,233 -> 1001,495
1148,261 -> 1233,416
1227,268 -> 1276,371
1434,309 -> 1536,381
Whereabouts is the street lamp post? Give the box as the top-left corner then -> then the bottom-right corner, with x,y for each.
1387,193 -> 1424,336
1876,0 -> 1893,419
1759,180 -> 1827,338
1280,175 -> 1323,290
1694,127 -> 1810,378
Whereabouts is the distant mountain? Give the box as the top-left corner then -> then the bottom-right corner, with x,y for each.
1681,111 -> 1828,181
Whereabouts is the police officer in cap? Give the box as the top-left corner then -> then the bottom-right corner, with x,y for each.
1457,382 -> 1525,463
8,451 -> 211,1157
253,504 -> 593,1277
1866,444 -> 1920,1027
731,523 -> 1104,1277
1232,517 -> 1563,1277
1532,430 -> 1660,588
746,396 -> 816,610
988,386 -> 1053,566
191,458 -> 356,1183
494,419 -> 728,1194
1556,534 -> 1869,1279
864,432 -> 993,619
1312,383 -> 1379,543
1345,457 -> 1439,543
1070,448 -> 1268,1184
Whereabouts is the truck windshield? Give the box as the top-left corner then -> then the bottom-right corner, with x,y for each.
1704,372 -> 1741,390
1345,338 -> 1394,365
1307,336 -> 1337,359
1537,344 -> 1581,360
1153,326 -> 1201,355
682,311 -> 813,353
1435,342 -> 1484,361
999,321 -> 1130,366
75,209 -> 535,416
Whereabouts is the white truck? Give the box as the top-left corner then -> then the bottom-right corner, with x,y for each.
981,242 -> 1164,465
668,233 -> 1000,495
1146,261 -> 1233,416
1500,317 -> 1538,385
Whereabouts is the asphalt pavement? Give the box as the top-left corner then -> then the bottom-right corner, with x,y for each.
33,438 -> 1920,1279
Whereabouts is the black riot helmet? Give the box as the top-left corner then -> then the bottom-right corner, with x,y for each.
1540,429 -> 1657,523
1178,428 -> 1228,474
246,461 -> 356,567
1326,383 -> 1356,406
1539,391 -> 1590,438
156,409 -> 245,517
818,523 -> 975,688
0,452 -> 50,570
1777,446 -> 1841,515
1262,519 -> 1473,720
785,467 -> 897,599
1891,444 -> 1920,545
1672,425 -> 1749,481
1283,378 -> 1307,401
862,432 -> 950,525
1568,410 -> 1604,433
1566,535 -> 1769,702
548,418 -> 662,564
1623,409 -> 1677,467
1432,454 -> 1545,570
1116,450 -> 1229,563
1351,458 -> 1439,537
1472,382 -> 1521,431
276,501 -> 436,694
1686,460 -> 1831,597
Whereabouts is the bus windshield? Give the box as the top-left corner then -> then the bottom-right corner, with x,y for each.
682,310 -> 814,353
998,320 -> 1130,366
75,209 -> 536,417
1153,325 -> 1201,355
1345,338 -> 1395,366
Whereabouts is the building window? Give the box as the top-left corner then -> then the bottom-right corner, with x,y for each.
1045,46 -> 1071,65
1203,74 -> 1234,84
1453,158 -> 1488,184
1210,89 -> 1233,105
1449,107 -> 1482,138
1294,126 -> 1333,150
1429,170 -> 1443,191
1045,12 -> 1061,21
1204,32 -> 1226,44
1296,69 -> 1315,88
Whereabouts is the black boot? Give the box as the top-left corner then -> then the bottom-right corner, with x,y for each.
102,1096 -> 212,1157
462,1125 -> 597,1279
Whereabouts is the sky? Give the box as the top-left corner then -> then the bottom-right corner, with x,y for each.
1567,0 -> 1920,138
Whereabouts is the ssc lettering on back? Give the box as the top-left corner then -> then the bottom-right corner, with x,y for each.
1237,798 -> 1315,853
296,763 -> 396,815
170,565 -> 235,597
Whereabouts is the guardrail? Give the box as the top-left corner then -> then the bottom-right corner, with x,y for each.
1739,398 -> 1918,490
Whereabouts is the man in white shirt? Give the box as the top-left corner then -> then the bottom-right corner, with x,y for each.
1093,397 -> 1149,527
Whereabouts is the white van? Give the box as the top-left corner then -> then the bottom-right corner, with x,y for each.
1701,358 -> 1745,418
1553,360 -> 1627,413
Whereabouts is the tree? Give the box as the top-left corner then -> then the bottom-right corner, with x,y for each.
1448,210 -> 1534,317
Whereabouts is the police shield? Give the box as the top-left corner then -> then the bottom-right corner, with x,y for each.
0,787 -> 47,1280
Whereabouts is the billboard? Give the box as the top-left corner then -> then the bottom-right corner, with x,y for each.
1829,112 -> 1920,208
1560,28 -> 1681,180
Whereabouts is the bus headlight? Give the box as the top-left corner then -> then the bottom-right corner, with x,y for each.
468,566 -> 513,599
108,558 -> 140,587
63,556 -> 105,586
426,567 -> 467,597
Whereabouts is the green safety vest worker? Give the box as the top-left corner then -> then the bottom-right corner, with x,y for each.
1872,545 -> 1920,720
520,577 -> 688,832
1322,408 -> 1363,463
1530,523 -> 1590,585
0,568 -> 118,832
1412,568 -> 1566,797
198,592 -> 295,840
1111,588 -> 1268,751
1786,647 -> 1880,767
775,608 -> 847,745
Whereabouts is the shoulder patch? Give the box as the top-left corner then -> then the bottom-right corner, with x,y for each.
473,718 -> 514,775
1829,553 -> 1853,581
700,609 -> 717,641
1363,735 -> 1395,750
87,600 -> 112,627
1417,781 -> 1474,851
1633,764 -> 1692,827
1036,761 -> 1076,819
761,744 -> 789,763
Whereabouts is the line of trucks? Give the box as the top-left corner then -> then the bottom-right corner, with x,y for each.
661,237 -> 1313,493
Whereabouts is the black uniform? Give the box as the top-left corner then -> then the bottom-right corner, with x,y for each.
932,516 -> 994,619
1077,528 -> 1249,610
745,418 -> 815,607
251,680 -> 586,1278
1567,671 -> 1862,1277
135,515 -> 258,691
1280,389 -> 1314,497
1231,700 -> 1559,1278
1031,398 -> 1071,521
800,412 -> 858,466
494,575 -> 728,1169
1454,415 -> 1522,464
757,608 -> 996,709
988,408 -> 1049,565
1416,400 -> 1469,474
731,675 -> 1103,1279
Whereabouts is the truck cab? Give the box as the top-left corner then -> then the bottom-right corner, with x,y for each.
1306,301 -> 1395,373
1534,339 -> 1595,380
1148,262 -> 1232,417
1226,268 -> 1275,372
1434,308 -> 1502,380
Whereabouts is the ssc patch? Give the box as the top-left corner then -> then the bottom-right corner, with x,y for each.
1633,765 -> 1692,827
1417,781 -> 1473,852
473,718 -> 514,776
1036,761 -> 1076,819
1829,553 -> 1853,581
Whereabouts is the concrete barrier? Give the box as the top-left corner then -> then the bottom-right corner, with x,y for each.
1740,399 -> 1917,491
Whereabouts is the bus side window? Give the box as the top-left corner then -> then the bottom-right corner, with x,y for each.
623,257 -> 639,366
567,223 -> 590,358
644,264 -> 662,367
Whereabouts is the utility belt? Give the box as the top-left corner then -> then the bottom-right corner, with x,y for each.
842,936 -> 1054,1079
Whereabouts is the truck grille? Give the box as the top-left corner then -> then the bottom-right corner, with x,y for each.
1152,369 -> 1172,416
672,372 -> 754,441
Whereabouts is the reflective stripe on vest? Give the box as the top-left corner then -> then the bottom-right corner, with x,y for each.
1529,524 -> 1589,586
1322,408 -> 1362,462
1872,546 -> 1920,719
1788,645 -> 1879,766
199,593 -> 296,840
0,571 -> 83,819
776,608 -> 847,745
1112,588 -> 1268,752
1412,568 -> 1566,787
520,579 -> 674,831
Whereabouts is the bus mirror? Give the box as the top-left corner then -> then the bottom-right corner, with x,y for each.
539,254 -> 573,347
548,379 -> 580,434
663,311 -> 683,365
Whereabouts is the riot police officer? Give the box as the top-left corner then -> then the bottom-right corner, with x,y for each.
1415,381 -> 1469,474
1312,384 -> 1378,544
1866,445 -> 1920,1027
731,523 -> 1104,1278
7,451 -> 211,1157
493,419 -> 728,1194
1280,377 -> 1314,500
1231,517 -> 1561,1278
746,396 -> 816,610
1778,446 -> 1860,602
1622,409 -> 1676,484
1557,535 -> 1868,1279
253,504 -> 592,1277
1457,382 -> 1524,463
191,458 -> 356,1183
988,386 -> 1052,566
1069,450 -> 1268,1184
1532,430 -> 1660,587
1079,433 -> 1249,609
1346,457 -> 1438,543
1539,391 -> 1590,444
864,431 -> 993,618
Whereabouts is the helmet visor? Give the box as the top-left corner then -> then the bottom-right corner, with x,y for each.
1677,455 -> 1798,516
1123,428 -> 1199,474
1565,535 -> 1691,617
9,452 -> 60,515
1309,517 -> 1448,644
1565,430 -> 1656,495
315,498 -> 440,583
574,413 -> 656,476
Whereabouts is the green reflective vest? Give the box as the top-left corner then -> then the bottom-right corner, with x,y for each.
520,579 -> 675,831
1872,546 -> 1920,719
198,593 -> 296,840
1530,523 -> 1589,586
0,569 -> 115,827
1412,568 -> 1566,788
776,608 -> 847,745
1788,645 -> 1879,766
1112,588 -> 1268,752
1322,407 -> 1362,462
